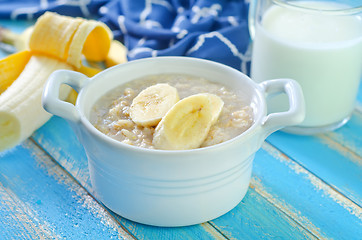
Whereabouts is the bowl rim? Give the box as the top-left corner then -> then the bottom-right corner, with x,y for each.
75,56 -> 267,154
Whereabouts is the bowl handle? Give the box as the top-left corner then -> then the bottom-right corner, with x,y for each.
259,78 -> 305,138
42,70 -> 89,122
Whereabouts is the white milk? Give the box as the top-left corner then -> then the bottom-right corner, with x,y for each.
251,1 -> 362,128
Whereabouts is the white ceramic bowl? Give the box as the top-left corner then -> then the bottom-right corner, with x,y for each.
42,57 -> 305,227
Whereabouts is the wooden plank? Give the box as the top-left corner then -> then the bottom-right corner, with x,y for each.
32,116 -> 318,239
209,187 -> 316,240
0,180 -> 56,239
251,142 -> 362,240
113,187 -> 317,240
325,111 -> 362,158
0,140 -> 134,240
112,216 -> 226,240
266,114 -> 362,207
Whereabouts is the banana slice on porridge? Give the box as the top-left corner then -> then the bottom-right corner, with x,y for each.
129,83 -> 179,127
153,93 -> 224,150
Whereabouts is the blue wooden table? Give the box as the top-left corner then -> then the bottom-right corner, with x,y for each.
1,20 -> 361,240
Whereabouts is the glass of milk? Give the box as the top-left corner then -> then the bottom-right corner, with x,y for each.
249,0 -> 362,134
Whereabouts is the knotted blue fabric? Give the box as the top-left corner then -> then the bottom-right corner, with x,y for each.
0,0 -> 251,73
0,0 -> 108,20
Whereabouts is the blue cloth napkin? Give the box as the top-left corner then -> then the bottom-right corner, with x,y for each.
0,0 -> 251,73
0,0 -> 108,19
99,0 -> 251,73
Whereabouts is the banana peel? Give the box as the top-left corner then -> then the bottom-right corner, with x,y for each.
0,50 -> 31,94
0,12 -> 127,152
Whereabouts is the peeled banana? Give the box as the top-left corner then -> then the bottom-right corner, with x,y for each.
0,55 -> 73,151
130,84 -> 179,127
0,12 -> 114,151
152,93 -> 224,150
14,27 -> 33,51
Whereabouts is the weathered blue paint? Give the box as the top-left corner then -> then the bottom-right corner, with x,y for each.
252,143 -> 362,240
33,117 -> 92,190
266,115 -> 362,206
325,111 -> 362,158
210,187 -> 316,240
0,141 -> 132,240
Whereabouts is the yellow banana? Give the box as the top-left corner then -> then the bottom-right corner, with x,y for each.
1,15 -> 127,67
14,26 -> 33,51
0,12 -> 115,151
0,55 -> 73,151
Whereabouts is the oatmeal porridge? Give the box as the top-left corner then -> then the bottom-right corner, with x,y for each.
89,74 -> 253,150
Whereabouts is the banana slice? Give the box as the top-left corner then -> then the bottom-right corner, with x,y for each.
130,83 -> 179,127
105,40 -> 128,68
152,93 -> 224,150
206,93 -> 224,124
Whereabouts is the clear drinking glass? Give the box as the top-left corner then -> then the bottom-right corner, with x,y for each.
249,0 -> 362,134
